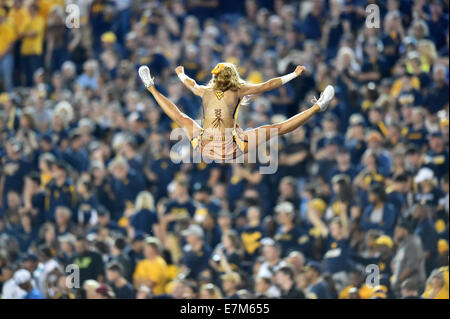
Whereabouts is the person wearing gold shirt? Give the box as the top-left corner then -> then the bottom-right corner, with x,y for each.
133,237 -> 169,296
21,4 -> 45,86
0,8 -> 15,92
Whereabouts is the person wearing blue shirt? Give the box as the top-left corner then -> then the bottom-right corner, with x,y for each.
62,131 -> 89,173
181,224 -> 212,280
305,261 -> 331,299
146,151 -> 179,201
14,212 -> 38,252
130,191 -> 159,236
43,161 -> 77,222
90,206 -> 126,237
186,0 -> 219,25
163,180 -> 196,233
239,206 -> 266,267
193,184 -> 221,218
345,114 -> 367,166
412,204 -> 439,276
426,1 -> 449,51
189,161 -> 221,192
424,132 -> 449,181
386,173 -> 409,214
359,40 -> 390,84
76,178 -> 100,226
76,60 -> 100,91
109,156 -> 146,220
302,1 -> 324,40
263,81 -> 295,117
106,262 -> 135,299
329,148 -> 358,183
274,201 -> 312,258
316,113 -> 345,151
362,183 -> 397,236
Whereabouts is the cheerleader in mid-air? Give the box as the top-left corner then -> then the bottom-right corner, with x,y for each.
138,63 -> 334,161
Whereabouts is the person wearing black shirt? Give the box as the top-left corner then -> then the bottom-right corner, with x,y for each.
275,264 -> 305,299
106,262 -> 135,299
1,139 -> 32,206
24,172 -> 46,226
108,237 -> 133,282
71,236 -> 105,284
126,234 -> 145,273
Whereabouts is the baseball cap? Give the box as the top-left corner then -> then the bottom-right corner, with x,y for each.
375,235 -> 394,248
14,269 -> 31,285
260,237 -> 276,247
274,201 -> 295,216
132,232 -> 145,242
309,198 -> 327,214
40,133 -> 53,144
430,131 -> 443,138
69,129 -> 82,140
414,167 -> 434,184
101,31 -> 117,43
305,261 -> 323,274
181,224 -> 204,238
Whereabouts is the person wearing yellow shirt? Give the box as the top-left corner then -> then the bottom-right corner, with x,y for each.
36,0 -> 64,24
133,237 -> 168,296
0,8 -> 15,92
7,0 -> 31,40
21,4 -> 45,86
422,267 -> 449,299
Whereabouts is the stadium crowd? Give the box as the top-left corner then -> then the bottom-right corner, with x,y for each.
0,0 -> 449,299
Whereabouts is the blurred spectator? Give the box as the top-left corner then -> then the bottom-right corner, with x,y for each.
391,219 -> 426,294
133,236 -> 168,295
